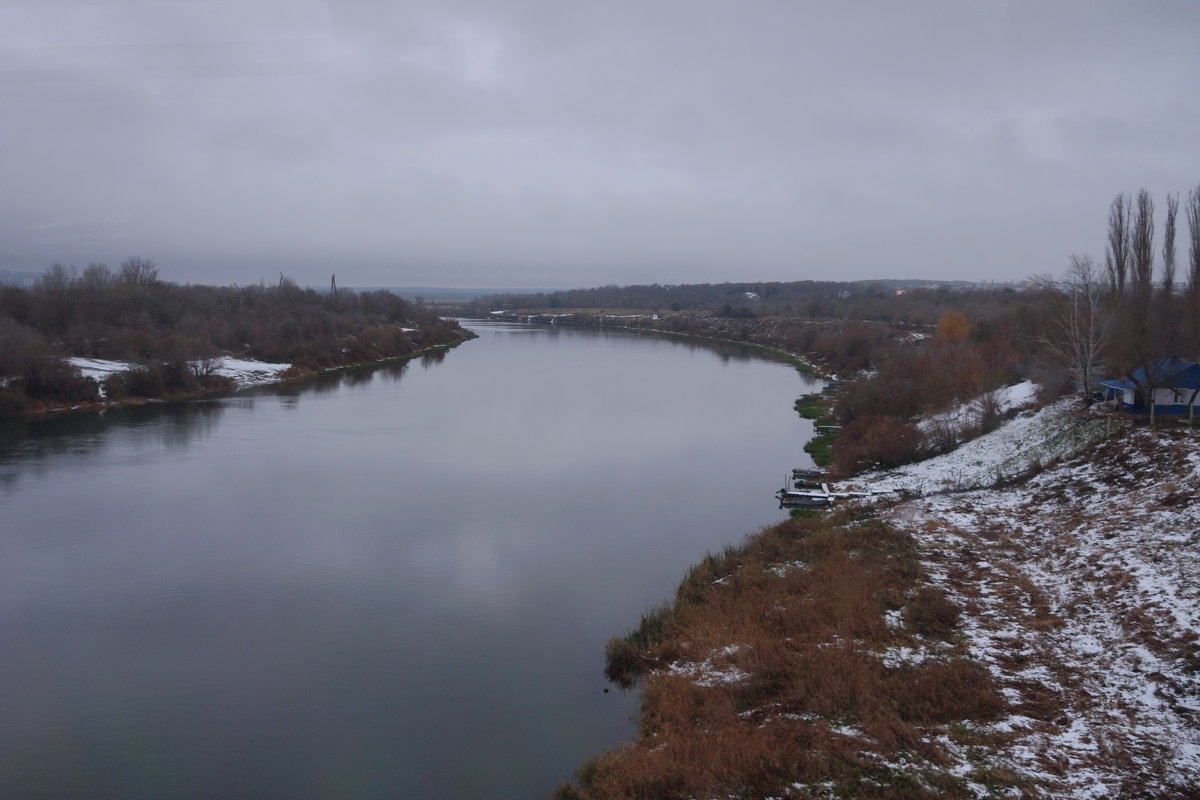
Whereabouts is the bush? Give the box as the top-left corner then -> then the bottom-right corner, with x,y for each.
22,358 -> 99,403
886,659 -> 1006,723
101,373 -> 127,400
123,365 -> 165,397
906,586 -> 960,639
0,388 -> 28,414
833,415 -> 923,476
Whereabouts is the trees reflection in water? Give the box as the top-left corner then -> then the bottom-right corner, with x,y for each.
0,353 -> 440,494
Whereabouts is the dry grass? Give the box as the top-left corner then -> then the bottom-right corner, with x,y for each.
571,508 -> 1010,800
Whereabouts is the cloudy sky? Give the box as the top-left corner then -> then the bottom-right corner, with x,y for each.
2,1 -> 1198,289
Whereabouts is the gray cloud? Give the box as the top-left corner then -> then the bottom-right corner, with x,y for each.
2,0 -> 1199,288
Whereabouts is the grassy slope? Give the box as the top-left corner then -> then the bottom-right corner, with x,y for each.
561,409 -> 1200,799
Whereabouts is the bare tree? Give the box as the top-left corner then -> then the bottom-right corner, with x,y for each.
1187,183 -> 1200,351
34,263 -> 76,294
119,256 -> 158,286
1162,193 -> 1178,295
80,262 -> 114,292
1130,189 -> 1155,302
1039,255 -> 1112,402
1105,192 -> 1132,294
1189,184 -> 1200,286
1127,190 -> 1163,422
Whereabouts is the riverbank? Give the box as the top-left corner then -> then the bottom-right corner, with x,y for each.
14,330 -> 476,418
560,401 -> 1200,799
480,310 -> 829,377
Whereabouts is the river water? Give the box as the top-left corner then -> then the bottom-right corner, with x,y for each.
0,320 -> 821,799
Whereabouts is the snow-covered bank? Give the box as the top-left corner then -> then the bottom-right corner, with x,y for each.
888,424 -> 1200,797
918,379 -> 1039,444
203,357 -> 293,387
817,381 -> 1200,797
834,391 -> 1200,795
67,358 -> 130,385
68,356 -> 292,392
851,397 -> 1110,496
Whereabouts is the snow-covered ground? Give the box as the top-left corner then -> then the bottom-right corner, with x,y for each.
68,356 -> 292,394
204,357 -> 293,386
67,357 -> 132,385
849,396 -> 1111,496
918,379 -> 1039,444
875,400 -> 1200,796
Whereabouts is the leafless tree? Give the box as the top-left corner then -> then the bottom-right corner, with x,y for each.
1130,189 -> 1155,302
119,256 -> 158,286
34,263 -> 76,294
1038,255 -> 1111,402
1162,193 -> 1178,295
1187,183 -> 1200,351
80,262 -> 114,292
1125,190 -> 1167,422
189,353 -> 224,380
1105,192 -> 1132,294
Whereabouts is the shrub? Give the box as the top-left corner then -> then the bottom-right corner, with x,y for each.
886,659 -> 1007,723
123,365 -> 165,397
906,586 -> 960,639
101,373 -> 127,400
22,358 -> 99,403
0,388 -> 28,414
834,415 -> 923,476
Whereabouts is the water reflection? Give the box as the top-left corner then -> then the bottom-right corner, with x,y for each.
420,348 -> 448,368
0,403 -> 228,495
468,319 -> 798,367
0,356 -> 430,495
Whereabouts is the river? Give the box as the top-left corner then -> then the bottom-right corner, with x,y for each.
0,319 -> 821,799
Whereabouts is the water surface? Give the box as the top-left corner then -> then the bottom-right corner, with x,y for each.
0,320 -> 821,799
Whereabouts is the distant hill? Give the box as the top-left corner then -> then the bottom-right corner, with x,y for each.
850,278 -> 978,289
350,286 -> 557,302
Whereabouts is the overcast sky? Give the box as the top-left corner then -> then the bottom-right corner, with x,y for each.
2,1 -> 1198,289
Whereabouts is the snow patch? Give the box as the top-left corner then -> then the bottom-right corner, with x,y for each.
69,356 -> 292,391
918,380 -> 1039,444
851,398 -> 1108,496
668,645 -> 751,688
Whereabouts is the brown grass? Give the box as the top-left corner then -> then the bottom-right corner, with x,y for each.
579,509 -> 1010,800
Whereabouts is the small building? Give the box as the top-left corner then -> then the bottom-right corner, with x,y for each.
1100,356 -> 1200,415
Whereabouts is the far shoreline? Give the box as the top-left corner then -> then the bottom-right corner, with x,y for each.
8,333 -> 477,421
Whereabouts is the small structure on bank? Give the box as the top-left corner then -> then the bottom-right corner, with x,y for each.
1100,356 -> 1200,419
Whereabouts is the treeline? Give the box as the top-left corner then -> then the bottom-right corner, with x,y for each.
831,182 -> 1200,474
0,258 -> 467,414
474,279 -> 1040,328
484,183 -> 1200,477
